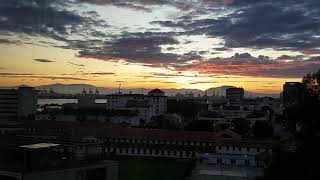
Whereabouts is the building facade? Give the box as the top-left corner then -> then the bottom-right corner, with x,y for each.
0,87 -> 37,121
105,89 -> 167,123
226,88 -> 244,106
283,82 -> 304,108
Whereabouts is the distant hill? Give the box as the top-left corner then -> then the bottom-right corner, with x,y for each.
27,83 -> 279,98
35,83 -> 204,96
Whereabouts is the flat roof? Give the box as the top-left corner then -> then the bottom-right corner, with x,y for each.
20,143 -> 60,149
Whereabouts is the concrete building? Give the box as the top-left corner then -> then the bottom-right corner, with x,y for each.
0,139 -> 118,180
0,87 -> 37,121
283,82 -> 304,108
226,88 -> 244,106
106,89 -> 167,124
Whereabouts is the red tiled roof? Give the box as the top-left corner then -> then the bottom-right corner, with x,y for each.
22,121 -> 272,147
75,126 -> 217,142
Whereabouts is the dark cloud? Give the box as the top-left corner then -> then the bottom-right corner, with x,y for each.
1,0 -> 319,80
77,32 -> 189,65
307,56 -> 320,62
0,38 -> 20,45
2,75 -> 88,81
302,48 -> 320,55
89,72 -> 115,75
151,21 -> 187,29
38,76 -> 89,81
68,62 -> 85,67
186,0 -> 320,50
173,53 -> 320,78
0,0 -> 108,43
150,72 -> 197,78
61,71 -> 115,76
276,55 -> 306,61
33,58 -> 54,62
0,73 -> 35,76
0,72 -> 88,80
204,53 -> 276,65
149,0 -> 320,51
78,0 -> 232,12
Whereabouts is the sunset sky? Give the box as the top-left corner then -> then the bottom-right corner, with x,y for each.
1,0 -> 320,93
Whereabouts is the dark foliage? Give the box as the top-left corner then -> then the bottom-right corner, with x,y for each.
253,121 -> 274,138
184,120 -> 214,132
167,99 -> 206,118
266,69 -> 320,179
232,118 -> 251,135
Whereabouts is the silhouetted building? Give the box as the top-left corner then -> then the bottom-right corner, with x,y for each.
226,88 -> 244,106
283,82 -> 304,108
0,138 -> 118,180
0,87 -> 37,121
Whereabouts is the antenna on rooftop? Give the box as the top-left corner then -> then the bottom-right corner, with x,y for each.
118,83 -> 121,94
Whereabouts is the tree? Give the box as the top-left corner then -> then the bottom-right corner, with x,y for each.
232,118 -> 250,135
303,70 -> 320,96
253,121 -> 274,138
184,120 -> 214,132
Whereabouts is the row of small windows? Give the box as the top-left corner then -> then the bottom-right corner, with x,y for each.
216,158 -> 250,165
26,127 -> 64,133
113,148 -> 196,157
218,145 -> 262,152
106,138 -> 212,146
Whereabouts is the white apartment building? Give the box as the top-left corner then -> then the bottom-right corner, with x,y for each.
106,89 -> 167,123
0,87 -> 37,121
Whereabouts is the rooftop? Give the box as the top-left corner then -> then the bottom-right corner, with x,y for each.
20,143 -> 60,149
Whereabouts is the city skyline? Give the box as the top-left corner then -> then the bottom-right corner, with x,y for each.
1,0 -> 320,93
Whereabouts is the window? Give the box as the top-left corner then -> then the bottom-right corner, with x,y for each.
217,158 -> 222,164
245,160 -> 250,165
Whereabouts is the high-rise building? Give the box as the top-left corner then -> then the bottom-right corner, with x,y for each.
0,87 -> 37,121
226,88 -> 244,106
283,82 -> 304,108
